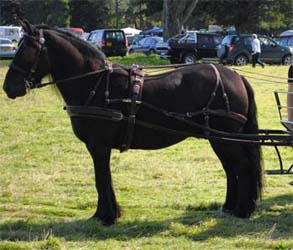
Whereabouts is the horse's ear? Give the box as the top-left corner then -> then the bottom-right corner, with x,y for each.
18,19 -> 34,35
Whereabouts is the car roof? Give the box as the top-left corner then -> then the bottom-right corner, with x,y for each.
0,38 -> 12,41
90,29 -> 124,33
140,36 -> 162,40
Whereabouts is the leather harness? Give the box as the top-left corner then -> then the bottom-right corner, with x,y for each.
120,64 -> 144,152
67,62 -> 247,152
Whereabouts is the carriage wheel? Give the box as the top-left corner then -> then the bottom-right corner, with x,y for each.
234,55 -> 248,66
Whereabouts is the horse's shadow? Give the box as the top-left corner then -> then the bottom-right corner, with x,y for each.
1,194 -> 292,242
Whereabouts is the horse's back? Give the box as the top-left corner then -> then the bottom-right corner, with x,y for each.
143,64 -> 248,116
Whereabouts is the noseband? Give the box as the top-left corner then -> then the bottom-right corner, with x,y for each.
9,29 -> 46,89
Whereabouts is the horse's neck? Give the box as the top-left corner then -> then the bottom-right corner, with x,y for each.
45,31 -> 105,105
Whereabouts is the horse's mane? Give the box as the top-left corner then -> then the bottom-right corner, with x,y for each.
35,24 -> 106,63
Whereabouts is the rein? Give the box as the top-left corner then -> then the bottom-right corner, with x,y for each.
26,63 -> 197,90
29,68 -> 110,89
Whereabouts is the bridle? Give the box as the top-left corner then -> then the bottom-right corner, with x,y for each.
9,29 -> 47,89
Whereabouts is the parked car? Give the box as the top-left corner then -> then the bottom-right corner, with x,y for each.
0,38 -> 16,59
87,29 -> 127,57
275,30 -> 293,53
60,27 -> 84,39
155,33 -> 188,59
128,36 -> 163,55
130,34 -> 149,45
0,26 -> 23,42
218,34 -> 292,66
168,32 -> 223,64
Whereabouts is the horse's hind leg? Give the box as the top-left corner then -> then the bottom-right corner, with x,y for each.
86,143 -> 120,225
210,142 -> 238,213
210,142 -> 259,218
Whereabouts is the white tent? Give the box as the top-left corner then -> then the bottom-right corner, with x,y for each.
122,27 -> 141,37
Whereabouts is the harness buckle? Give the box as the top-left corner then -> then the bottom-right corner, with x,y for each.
105,61 -> 113,72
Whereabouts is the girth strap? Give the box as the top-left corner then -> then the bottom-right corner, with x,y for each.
65,105 -> 123,121
120,64 -> 144,152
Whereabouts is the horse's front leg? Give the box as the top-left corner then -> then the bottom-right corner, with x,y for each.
86,143 -> 120,225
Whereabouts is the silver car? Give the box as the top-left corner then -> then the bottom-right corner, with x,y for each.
0,38 -> 16,59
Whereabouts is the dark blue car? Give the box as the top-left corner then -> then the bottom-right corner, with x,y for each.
128,36 -> 163,55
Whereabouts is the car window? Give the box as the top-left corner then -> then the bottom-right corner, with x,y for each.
221,35 -> 233,45
137,37 -> 146,45
214,36 -> 222,45
144,38 -> 153,45
0,39 -> 12,45
278,38 -> 288,46
197,34 -> 213,46
88,32 -> 102,42
185,33 -> 196,43
243,37 -> 253,45
279,37 -> 293,47
105,31 -> 125,41
259,37 -> 276,46
232,36 -> 240,44
150,39 -> 157,45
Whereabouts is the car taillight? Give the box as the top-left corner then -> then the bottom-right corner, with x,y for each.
101,39 -> 106,47
125,38 -> 128,47
229,44 -> 236,51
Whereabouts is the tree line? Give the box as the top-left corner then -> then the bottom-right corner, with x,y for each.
0,0 -> 292,38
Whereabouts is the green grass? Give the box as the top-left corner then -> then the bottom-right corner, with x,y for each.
0,55 -> 292,250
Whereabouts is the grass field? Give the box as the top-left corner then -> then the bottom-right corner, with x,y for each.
0,55 -> 292,250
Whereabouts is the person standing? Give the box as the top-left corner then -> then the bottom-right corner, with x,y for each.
251,34 -> 265,68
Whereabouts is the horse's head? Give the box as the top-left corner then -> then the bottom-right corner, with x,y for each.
3,20 -> 50,99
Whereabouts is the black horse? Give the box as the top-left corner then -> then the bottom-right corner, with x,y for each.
3,20 -> 262,225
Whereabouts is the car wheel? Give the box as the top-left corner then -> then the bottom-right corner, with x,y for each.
183,53 -> 196,64
234,55 -> 248,66
149,49 -> 155,54
128,49 -> 134,54
146,49 -> 155,56
170,56 -> 178,64
282,54 -> 292,65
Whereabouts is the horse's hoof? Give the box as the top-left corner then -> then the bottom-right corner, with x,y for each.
222,207 -> 233,215
232,208 -> 252,218
88,214 -> 116,226
222,203 -> 235,214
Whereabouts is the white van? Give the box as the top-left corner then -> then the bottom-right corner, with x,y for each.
0,26 -> 23,42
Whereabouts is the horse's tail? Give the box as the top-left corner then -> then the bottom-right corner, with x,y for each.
241,75 -> 263,200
